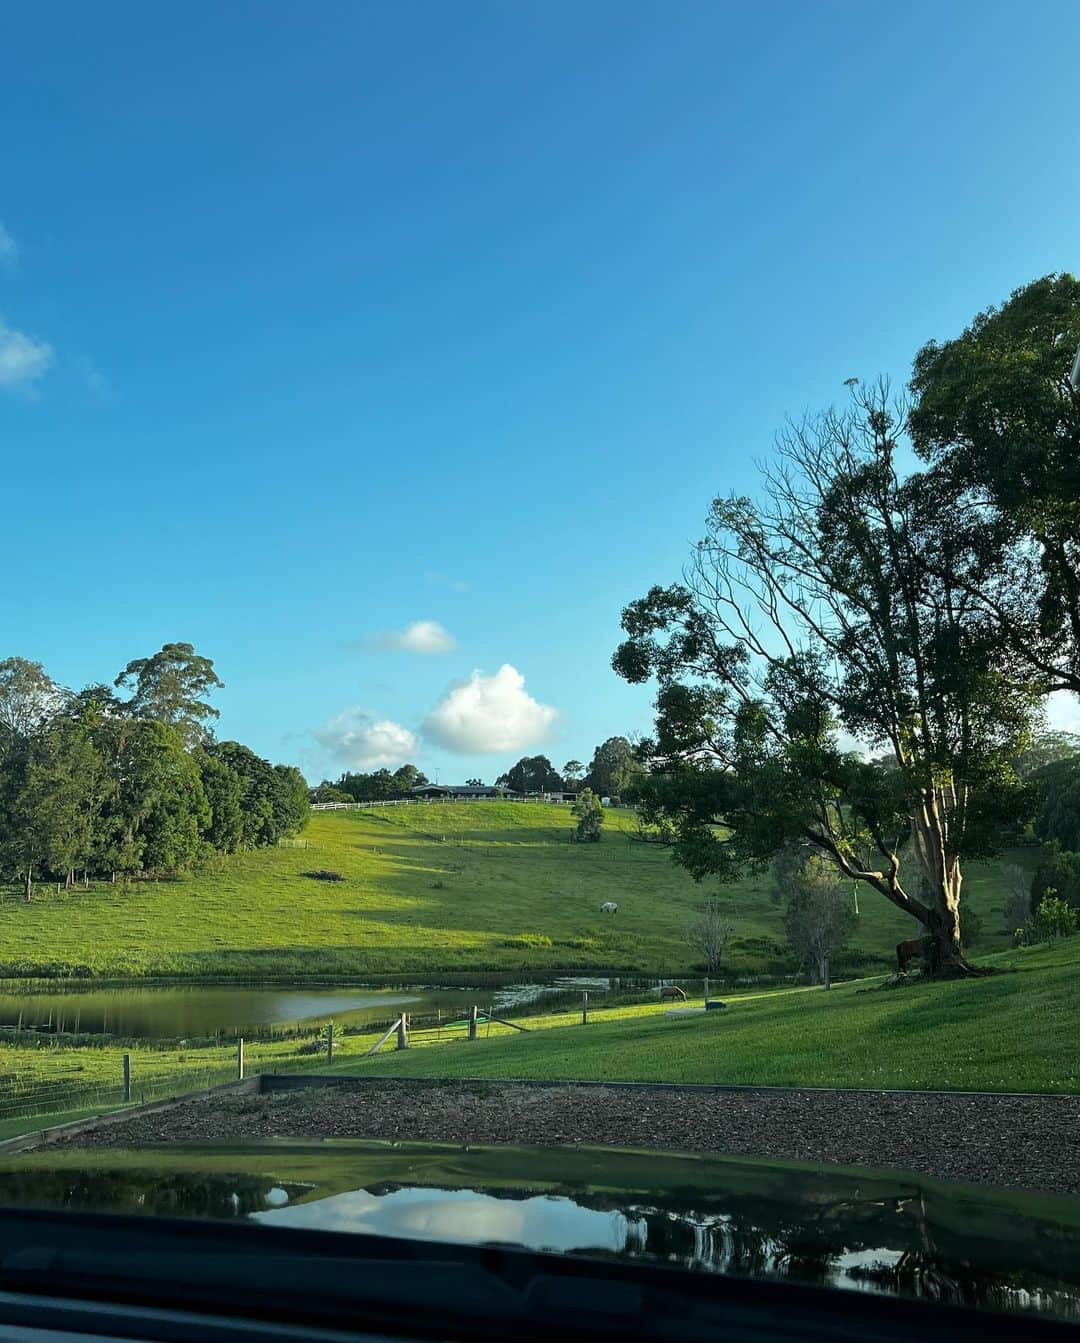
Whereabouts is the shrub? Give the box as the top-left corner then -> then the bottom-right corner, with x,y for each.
1019,894 -> 1078,946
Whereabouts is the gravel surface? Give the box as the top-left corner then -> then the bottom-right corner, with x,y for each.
55,1079 -> 1080,1195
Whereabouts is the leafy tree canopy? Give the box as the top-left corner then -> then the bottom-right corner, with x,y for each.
115,643 -> 223,747
614,382 -> 1039,977
495,755 -> 564,794
909,273 -> 1080,695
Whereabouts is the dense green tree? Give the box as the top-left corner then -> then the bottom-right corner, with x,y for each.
1030,845 -> 1080,914
391,763 -> 428,792
909,273 -> 1080,695
311,781 -> 351,803
583,737 -> 642,799
614,384 -> 1038,977
0,648 -> 307,890
1031,754 -> 1080,852
197,753 -> 245,852
115,643 -> 223,747
496,755 -> 564,794
2,723 -> 99,899
562,760 -> 584,787
0,658 -> 62,749
271,764 -> 310,837
94,719 -> 209,876
335,768 -> 401,802
209,742 -> 277,847
572,788 -> 604,842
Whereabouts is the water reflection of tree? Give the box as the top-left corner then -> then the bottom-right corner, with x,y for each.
2,1166 -> 1078,1322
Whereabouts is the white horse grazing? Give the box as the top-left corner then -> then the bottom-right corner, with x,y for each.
600,901 -> 618,914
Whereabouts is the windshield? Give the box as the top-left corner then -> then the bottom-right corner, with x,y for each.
1,1 -> 1078,1333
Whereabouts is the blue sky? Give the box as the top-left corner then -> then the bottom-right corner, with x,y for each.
2,1 -> 1078,783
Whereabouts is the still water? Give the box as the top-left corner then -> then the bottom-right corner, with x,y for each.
2,1141 -> 1078,1322
0,977 -> 619,1039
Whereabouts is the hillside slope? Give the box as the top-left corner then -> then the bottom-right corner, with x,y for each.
347,938 -> 1080,1094
0,803 -> 1033,980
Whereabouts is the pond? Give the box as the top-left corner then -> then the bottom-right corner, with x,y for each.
0,976 -> 630,1040
3,1140 -> 1079,1323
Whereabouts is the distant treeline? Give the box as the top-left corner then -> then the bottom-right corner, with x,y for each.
311,736 -> 647,806
0,644 -> 308,899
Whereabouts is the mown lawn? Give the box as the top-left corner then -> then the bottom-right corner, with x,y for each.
343,939 -> 1080,1094
0,803 -> 1037,980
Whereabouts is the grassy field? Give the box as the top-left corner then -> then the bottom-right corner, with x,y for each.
0,937 -> 1075,1135
0,803 -> 1038,981
342,938 -> 1080,1094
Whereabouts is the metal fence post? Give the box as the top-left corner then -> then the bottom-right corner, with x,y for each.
122,1053 -> 131,1103
396,1014 -> 409,1050
582,991 -> 589,1025
327,1022 -> 334,1065
237,1037 -> 245,1080
468,1004 -> 478,1041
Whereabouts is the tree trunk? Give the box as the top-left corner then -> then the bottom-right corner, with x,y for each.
909,800 -> 988,979
23,866 -> 32,903
821,954 -> 831,991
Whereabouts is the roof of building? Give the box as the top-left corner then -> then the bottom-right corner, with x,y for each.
410,783 -> 501,796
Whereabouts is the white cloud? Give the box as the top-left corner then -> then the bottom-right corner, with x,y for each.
364,620 -> 456,654
422,664 -> 557,754
0,223 -> 16,265
0,316 -> 53,390
311,708 -> 417,770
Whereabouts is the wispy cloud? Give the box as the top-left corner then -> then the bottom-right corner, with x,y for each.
0,222 -> 16,265
0,316 -> 53,391
310,707 -> 417,770
422,664 -> 557,754
79,358 -> 109,398
359,620 -> 456,654
424,569 -> 471,594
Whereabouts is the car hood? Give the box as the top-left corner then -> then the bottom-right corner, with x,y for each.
0,1140 -> 1078,1322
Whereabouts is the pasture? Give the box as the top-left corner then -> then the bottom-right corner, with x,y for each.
0,803 -> 1036,980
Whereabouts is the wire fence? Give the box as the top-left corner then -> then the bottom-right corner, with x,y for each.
0,977 -> 731,1134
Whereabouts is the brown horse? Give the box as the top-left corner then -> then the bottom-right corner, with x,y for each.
659,985 -> 687,1001
896,937 -> 924,973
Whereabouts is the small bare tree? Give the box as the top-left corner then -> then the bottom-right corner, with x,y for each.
780,853 -> 856,990
1001,863 -> 1031,935
687,896 -> 734,974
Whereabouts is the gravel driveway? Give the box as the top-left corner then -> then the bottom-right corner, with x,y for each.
53,1079 -> 1080,1195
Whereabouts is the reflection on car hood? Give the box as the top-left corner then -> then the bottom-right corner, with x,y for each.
0,1140 -> 1078,1323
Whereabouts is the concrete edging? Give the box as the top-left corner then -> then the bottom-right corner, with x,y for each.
256,1072 -> 1063,1103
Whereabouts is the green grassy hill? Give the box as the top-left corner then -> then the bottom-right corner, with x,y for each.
0,803 -> 1036,981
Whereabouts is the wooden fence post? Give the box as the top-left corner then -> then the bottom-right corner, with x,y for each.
237,1037 -> 245,1080
704,976 -> 710,1004
582,991 -> 589,1025
327,1022 -> 334,1065
468,1004 -> 478,1041
122,1053 -> 131,1103
397,1014 -> 409,1050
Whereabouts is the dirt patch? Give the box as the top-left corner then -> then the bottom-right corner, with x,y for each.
53,1079 -> 1080,1195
